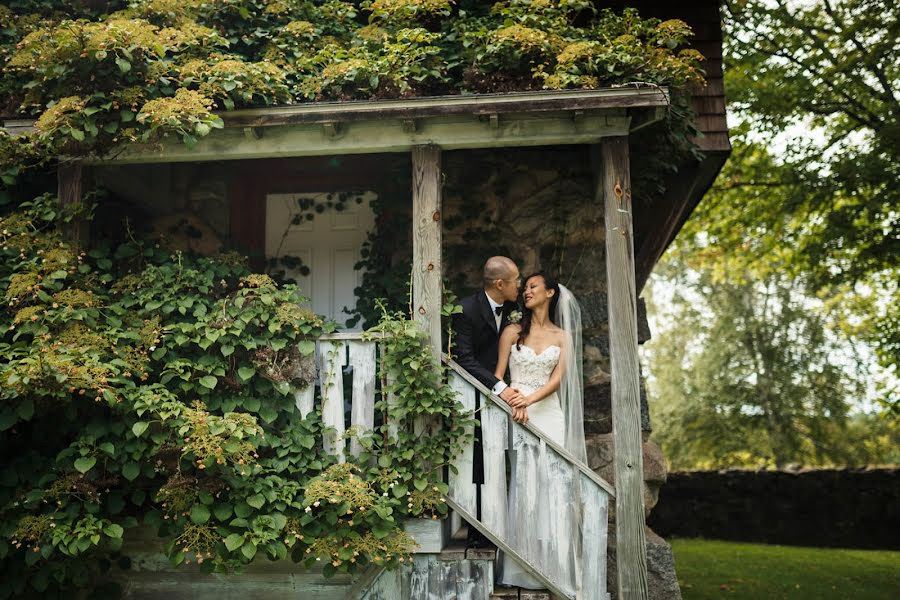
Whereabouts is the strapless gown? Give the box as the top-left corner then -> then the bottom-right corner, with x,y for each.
498,344 -> 576,593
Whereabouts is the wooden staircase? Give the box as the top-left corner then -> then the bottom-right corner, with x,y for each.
444,358 -> 614,600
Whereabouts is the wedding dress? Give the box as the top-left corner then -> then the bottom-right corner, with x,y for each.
498,343 -> 577,592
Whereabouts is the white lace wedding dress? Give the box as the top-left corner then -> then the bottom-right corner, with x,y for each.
499,343 -> 578,593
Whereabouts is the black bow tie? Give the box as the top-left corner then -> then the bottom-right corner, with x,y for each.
494,306 -> 503,316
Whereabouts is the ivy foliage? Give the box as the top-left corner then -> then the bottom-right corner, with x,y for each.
0,0 -> 704,158
0,194 -> 473,598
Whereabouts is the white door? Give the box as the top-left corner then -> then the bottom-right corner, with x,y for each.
265,192 -> 376,329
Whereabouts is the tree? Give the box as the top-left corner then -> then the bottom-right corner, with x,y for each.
671,0 -> 899,410
645,256 -> 894,469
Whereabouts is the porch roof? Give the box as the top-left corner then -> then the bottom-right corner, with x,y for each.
32,87 -> 668,165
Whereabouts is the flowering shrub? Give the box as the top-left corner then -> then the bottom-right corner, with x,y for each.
0,1 -> 703,161
0,193 -> 477,596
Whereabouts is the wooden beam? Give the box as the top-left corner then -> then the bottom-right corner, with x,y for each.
85,112 -> 632,165
57,160 -> 88,248
412,144 -> 443,361
594,138 -> 649,600
219,88 -> 670,128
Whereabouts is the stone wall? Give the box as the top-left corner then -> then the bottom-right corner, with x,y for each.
648,468 -> 900,550
441,146 -> 652,436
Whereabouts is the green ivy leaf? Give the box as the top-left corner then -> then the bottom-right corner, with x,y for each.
122,462 -> 140,481
213,504 -> 233,521
190,504 -> 211,525
237,367 -> 256,381
241,542 -> 257,560
298,340 -> 316,355
115,56 -> 131,73
221,345 -> 235,357
413,478 -> 428,491
17,398 -> 34,421
246,494 -> 265,509
259,406 -> 278,424
104,524 -> 124,539
200,375 -> 218,389
132,421 -> 149,437
74,457 -> 96,474
224,533 -> 244,551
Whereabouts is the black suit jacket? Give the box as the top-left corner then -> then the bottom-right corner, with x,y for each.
452,292 -> 517,389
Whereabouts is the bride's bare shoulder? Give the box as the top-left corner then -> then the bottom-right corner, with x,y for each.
500,323 -> 521,339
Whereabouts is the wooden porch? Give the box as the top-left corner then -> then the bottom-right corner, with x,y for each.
55,88 -> 669,599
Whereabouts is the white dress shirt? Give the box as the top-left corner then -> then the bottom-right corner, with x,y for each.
485,292 -> 508,395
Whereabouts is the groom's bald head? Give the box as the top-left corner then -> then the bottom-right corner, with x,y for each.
483,256 -> 519,291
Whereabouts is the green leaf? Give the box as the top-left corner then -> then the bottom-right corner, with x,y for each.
241,542 -> 257,560
17,398 -> 34,421
99,442 -> 116,456
74,457 -> 96,474
413,478 -> 428,491
213,504 -> 233,521
237,366 -> 255,381
132,421 -> 149,437
221,344 -> 235,357
115,56 -> 131,73
246,493 -> 265,509
224,533 -> 244,551
200,375 -> 218,389
298,340 -> 316,355
234,501 -> 252,518
259,405 -> 278,424
190,504 -> 211,525
122,462 -> 140,481
104,524 -> 124,539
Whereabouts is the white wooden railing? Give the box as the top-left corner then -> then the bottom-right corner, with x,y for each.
444,358 -> 612,600
295,332 -> 382,463
299,333 -> 611,599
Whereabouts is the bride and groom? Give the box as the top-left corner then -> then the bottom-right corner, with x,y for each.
453,256 -> 586,591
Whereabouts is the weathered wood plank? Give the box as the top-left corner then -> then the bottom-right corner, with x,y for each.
57,161 -> 88,247
448,372 -> 477,538
294,384 -> 315,420
411,144 -> 443,361
319,340 -> 346,462
444,496 -> 573,600
596,138 -> 649,600
88,112 -> 632,165
403,518 -> 443,554
219,88 -> 670,127
348,340 -> 376,457
479,393 -> 508,540
580,472 -> 609,600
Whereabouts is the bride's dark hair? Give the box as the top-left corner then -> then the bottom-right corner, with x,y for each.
516,271 -> 561,350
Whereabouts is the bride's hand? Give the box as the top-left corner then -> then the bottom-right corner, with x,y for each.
512,406 -> 529,424
508,394 -> 533,409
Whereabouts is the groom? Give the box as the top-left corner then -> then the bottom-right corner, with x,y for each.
452,256 -> 525,528
453,256 -> 525,404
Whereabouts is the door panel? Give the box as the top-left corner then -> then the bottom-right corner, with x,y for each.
265,192 -> 376,329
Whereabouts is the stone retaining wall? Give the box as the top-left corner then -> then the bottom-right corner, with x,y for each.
648,468 -> 900,549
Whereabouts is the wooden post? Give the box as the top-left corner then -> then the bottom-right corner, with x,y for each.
57,161 -> 88,248
594,138 -> 649,600
411,145 -> 443,361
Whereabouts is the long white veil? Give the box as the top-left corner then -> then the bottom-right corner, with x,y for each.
555,284 -> 587,464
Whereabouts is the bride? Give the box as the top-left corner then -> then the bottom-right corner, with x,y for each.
493,272 -> 586,592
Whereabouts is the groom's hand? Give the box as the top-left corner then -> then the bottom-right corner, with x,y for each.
512,407 -> 529,424
499,387 -> 523,405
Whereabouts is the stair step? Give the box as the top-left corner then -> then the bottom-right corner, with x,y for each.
490,587 -> 553,600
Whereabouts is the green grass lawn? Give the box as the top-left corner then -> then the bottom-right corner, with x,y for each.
671,538 -> 900,600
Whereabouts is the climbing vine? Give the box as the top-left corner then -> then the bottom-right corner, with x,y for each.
0,194 -> 474,597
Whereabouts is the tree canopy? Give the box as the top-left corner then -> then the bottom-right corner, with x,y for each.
647,0 -> 899,470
